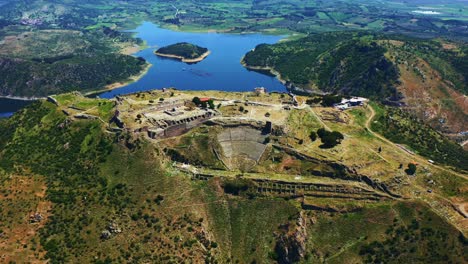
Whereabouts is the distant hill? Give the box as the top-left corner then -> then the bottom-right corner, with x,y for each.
243,32 -> 468,96
0,28 -> 148,97
243,32 -> 401,99
242,32 -> 468,136
0,54 -> 146,97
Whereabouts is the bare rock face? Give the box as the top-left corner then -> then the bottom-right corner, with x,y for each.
275,212 -> 308,264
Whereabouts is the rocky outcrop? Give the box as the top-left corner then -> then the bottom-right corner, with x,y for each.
47,96 -> 58,106
275,212 -> 308,264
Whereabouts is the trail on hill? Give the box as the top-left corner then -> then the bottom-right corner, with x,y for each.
365,105 -> 467,181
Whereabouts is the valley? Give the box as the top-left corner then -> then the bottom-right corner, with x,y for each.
0,0 -> 467,263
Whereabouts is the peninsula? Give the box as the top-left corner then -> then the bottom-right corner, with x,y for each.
155,42 -> 210,63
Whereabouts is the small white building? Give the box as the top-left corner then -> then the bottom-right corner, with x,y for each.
334,97 -> 368,110
254,87 -> 267,95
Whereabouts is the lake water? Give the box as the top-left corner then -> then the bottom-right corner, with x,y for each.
98,22 -> 287,98
0,22 -> 287,116
0,98 -> 34,118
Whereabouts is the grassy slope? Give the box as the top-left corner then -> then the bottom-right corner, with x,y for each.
308,201 -> 467,263
371,103 -> 468,171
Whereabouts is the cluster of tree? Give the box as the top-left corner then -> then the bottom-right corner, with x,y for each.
192,97 -> 215,109
321,94 -> 343,107
306,94 -> 343,107
406,163 -> 417,175
311,128 -> 344,148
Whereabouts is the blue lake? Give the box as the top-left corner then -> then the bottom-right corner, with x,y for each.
0,98 -> 33,118
98,22 -> 287,98
0,22 -> 287,116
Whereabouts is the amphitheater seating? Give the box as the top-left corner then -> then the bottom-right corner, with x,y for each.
217,127 -> 267,163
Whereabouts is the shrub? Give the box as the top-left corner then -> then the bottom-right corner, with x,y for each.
192,97 -> 201,105
208,99 -> 215,109
309,131 -> 317,141
406,163 -> 417,175
316,128 -> 344,148
321,95 -> 343,107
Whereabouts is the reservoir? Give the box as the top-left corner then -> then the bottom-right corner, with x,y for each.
98,22 -> 287,98
0,98 -> 34,118
0,22 -> 287,116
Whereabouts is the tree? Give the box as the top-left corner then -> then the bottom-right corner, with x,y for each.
406,163 -> 417,175
208,99 -> 215,109
317,128 -> 327,138
331,131 -> 344,142
321,95 -> 342,107
316,128 -> 344,148
192,97 -> 201,106
310,131 -> 317,141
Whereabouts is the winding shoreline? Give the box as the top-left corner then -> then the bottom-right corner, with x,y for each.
240,56 -> 314,95
0,95 -> 46,101
84,63 -> 152,97
154,50 -> 211,63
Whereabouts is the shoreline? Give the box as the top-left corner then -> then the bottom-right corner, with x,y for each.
0,95 -> 46,101
240,57 -> 288,85
154,50 -> 211,63
161,23 -> 292,38
84,62 -> 152,97
240,57 -> 314,95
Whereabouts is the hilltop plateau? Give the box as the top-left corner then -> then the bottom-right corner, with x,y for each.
0,89 -> 466,263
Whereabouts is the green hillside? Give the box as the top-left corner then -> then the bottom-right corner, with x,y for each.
0,28 -> 148,97
242,32 -> 468,99
243,32 -> 400,99
0,97 -> 466,263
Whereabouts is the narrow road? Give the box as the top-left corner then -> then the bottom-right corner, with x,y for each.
365,104 -> 467,181
171,4 -> 179,18
308,106 -> 331,131
461,140 -> 468,147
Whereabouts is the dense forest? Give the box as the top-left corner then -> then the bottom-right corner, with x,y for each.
243,32 -> 468,100
0,54 -> 146,97
243,32 -> 400,99
0,26 -> 147,97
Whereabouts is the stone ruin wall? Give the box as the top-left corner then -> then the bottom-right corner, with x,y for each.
148,112 -> 216,139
